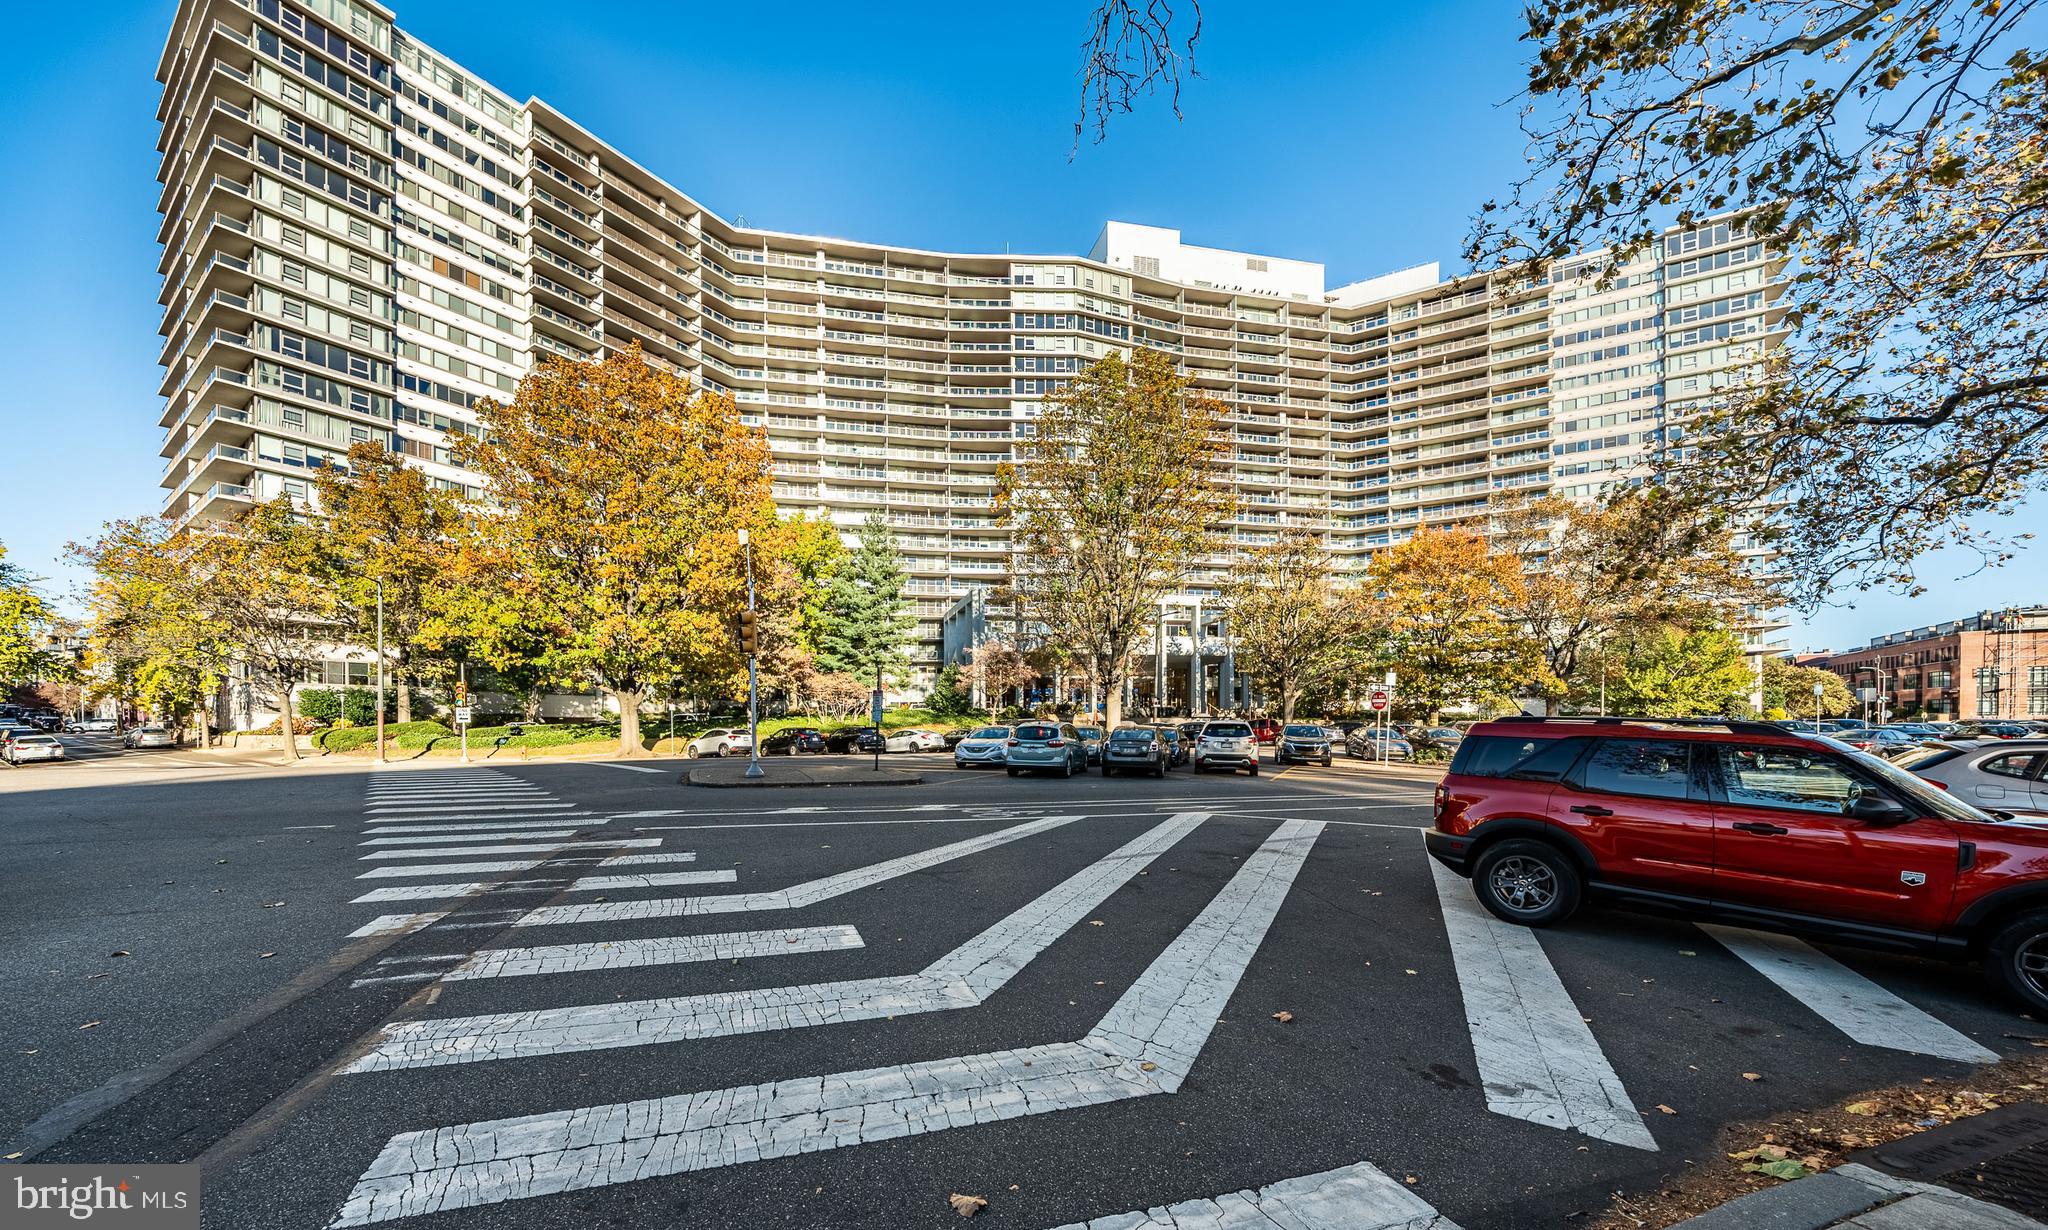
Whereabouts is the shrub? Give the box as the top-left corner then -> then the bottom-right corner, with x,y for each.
317,721 -> 448,753
297,689 -> 342,724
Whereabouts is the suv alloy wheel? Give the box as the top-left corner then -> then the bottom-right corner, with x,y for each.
1986,910 -> 2048,1014
1471,839 -> 1583,926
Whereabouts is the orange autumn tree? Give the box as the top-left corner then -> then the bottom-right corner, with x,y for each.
454,347 -> 774,756
1362,525 -> 1547,724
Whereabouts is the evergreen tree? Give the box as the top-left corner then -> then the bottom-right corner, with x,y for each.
815,515 -> 912,685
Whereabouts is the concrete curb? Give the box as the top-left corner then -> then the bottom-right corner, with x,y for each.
1667,1163 -> 2045,1229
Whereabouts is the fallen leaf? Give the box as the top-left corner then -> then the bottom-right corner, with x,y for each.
1008,1185 -> 1019,1192
84,973 -> 110,981
1655,1104 -> 1677,1115
1679,950 -> 1697,957
1140,1062 -> 1158,1072
79,1020 -> 102,1030
1404,969 -> 1418,975
948,1193 -> 988,1218
262,901 -> 285,908
1404,1175 -> 1419,1185
1742,1072 -> 1763,1082
1271,1011 -> 1294,1023
109,951 -> 130,958
258,952 -> 277,959
1088,920 -> 1105,927
1743,1158 -> 1814,1181
1845,1101 -> 1880,1116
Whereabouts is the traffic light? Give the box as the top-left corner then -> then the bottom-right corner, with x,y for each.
739,610 -> 759,656
454,681 -> 468,707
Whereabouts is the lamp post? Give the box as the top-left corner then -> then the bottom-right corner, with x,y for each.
740,528 -> 762,779
1812,680 -> 1824,729
373,578 -> 386,765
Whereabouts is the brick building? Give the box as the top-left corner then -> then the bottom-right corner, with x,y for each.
1818,606 -> 2048,721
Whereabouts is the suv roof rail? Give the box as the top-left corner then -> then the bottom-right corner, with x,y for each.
1487,715 -> 1794,738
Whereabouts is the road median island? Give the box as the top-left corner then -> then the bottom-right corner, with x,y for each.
681,758 -> 927,788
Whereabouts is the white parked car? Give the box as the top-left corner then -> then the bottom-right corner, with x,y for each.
1191,720 -> 1260,775
3,732 -> 66,764
67,717 -> 119,734
123,725 -> 177,749
685,727 -> 752,757
885,729 -> 946,753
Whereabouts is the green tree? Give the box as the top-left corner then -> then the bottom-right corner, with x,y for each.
1363,527 -> 1544,723
1762,656 -> 1857,720
927,663 -> 977,719
1494,488 -> 1776,715
1222,530 -> 1363,724
452,347 -> 773,756
0,541 -> 55,688
312,440 -> 464,722
997,348 -> 1232,729
1469,0 -> 2047,604
1591,624 -> 1755,718
68,519 -> 233,748
814,514 -> 912,686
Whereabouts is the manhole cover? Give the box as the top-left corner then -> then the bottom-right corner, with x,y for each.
1850,1101 -> 2048,1220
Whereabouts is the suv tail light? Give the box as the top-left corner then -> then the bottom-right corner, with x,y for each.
1433,783 -> 1447,821
1926,779 -> 1950,791
1006,739 -> 1019,747
1046,740 -> 1065,748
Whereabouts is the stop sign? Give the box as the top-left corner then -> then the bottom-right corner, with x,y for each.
1369,690 -> 1388,711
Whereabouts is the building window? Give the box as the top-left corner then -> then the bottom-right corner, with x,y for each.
1928,669 -> 1953,690
2032,666 -> 2048,717
1977,666 -> 2002,717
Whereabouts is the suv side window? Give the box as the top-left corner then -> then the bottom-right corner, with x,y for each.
1450,735 -> 1591,780
1573,739 -> 1694,800
1710,745 -> 1861,814
1981,753 -> 2044,780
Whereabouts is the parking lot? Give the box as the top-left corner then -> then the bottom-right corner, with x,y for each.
2,752 -> 2039,1228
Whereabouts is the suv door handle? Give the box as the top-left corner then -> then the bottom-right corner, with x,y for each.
1732,821 -> 1790,835
1570,805 -> 1613,816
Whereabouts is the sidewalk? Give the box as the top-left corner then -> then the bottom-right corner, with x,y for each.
1672,1103 -> 2048,1230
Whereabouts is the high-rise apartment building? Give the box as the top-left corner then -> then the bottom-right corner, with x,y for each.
154,0 -> 1787,701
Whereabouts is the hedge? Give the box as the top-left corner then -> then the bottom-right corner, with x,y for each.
315,721 -> 449,753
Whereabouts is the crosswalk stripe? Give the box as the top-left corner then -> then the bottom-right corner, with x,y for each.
442,924 -> 863,981
328,818 -> 1321,1225
366,803 -> 573,815
340,812 -> 1208,1072
354,811 -> 591,825
353,852 -> 698,880
360,838 -> 663,860
1698,924 -> 1998,1063
1041,1159 -> 1461,1230
351,870 -> 737,903
601,763 -> 668,774
360,831 -> 575,846
1427,857 -> 1658,1151
505,813 -> 1084,928
363,819 -> 608,835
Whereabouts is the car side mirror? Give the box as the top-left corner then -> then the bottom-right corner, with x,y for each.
1848,793 -> 1913,825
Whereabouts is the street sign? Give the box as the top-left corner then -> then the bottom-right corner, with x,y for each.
1369,690 -> 1388,712
870,690 -> 884,727
454,705 -> 473,727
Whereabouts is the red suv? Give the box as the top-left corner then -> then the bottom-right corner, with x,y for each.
1427,716 -> 2048,1011
1248,718 -> 1282,746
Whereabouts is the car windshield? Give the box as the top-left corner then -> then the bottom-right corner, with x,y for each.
1110,729 -> 1153,743
970,728 -> 1009,739
1075,727 -> 1102,739
1015,725 -> 1058,741
1282,725 -> 1323,737
1204,723 -> 1253,737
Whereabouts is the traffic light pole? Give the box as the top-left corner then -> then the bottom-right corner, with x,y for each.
743,530 -> 763,779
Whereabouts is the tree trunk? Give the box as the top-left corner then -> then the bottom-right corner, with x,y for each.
396,675 -> 412,724
1280,684 -> 1296,726
1104,667 -> 1124,730
1545,696 -> 1562,716
615,688 -> 644,757
278,680 -> 301,762
195,695 -> 213,751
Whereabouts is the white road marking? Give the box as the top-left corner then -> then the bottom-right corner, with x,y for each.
329,818 -> 1320,1224
351,870 -> 738,903
360,832 -> 575,847
363,819 -> 609,835
442,925 -> 863,981
598,763 -> 668,774
283,824 -> 338,830
508,814 -> 1082,927
365,803 -> 575,816
1428,857 -> 1658,1151
607,790 -> 1424,823
360,839 -> 663,861
357,811 -> 593,825
348,914 -> 447,938
1699,924 -> 1998,1063
1042,1159 -> 1461,1230
342,812 -> 1207,1071
354,852 -> 698,880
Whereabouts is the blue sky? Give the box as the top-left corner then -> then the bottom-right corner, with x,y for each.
0,0 -> 2035,650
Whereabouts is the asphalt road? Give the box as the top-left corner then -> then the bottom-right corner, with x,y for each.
2,749 -> 2037,1229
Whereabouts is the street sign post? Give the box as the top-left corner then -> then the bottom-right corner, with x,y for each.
1369,691 -> 1388,712
454,705 -> 473,726
871,666 -> 884,772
